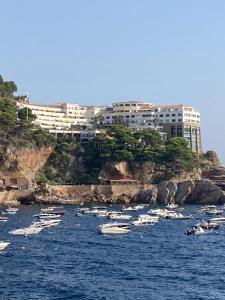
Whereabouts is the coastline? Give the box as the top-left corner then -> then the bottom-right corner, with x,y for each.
1,178 -> 225,207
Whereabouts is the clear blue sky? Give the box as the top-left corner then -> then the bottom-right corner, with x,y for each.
1,0 -> 225,162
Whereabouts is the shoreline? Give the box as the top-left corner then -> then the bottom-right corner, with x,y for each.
0,178 -> 224,206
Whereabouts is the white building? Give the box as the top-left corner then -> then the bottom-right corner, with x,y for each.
16,99 -> 202,153
17,101 -> 105,131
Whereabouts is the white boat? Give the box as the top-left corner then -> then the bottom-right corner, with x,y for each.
211,217 -> 225,223
122,206 -> 138,211
41,206 -> 64,212
169,213 -> 192,220
2,207 -> 19,215
108,212 -> 132,220
195,220 -> 220,229
0,216 -> 8,222
205,209 -> 223,216
32,219 -> 61,228
99,223 -> 131,234
166,203 -> 178,209
0,241 -> 10,251
33,213 -> 61,219
194,226 -> 212,235
95,211 -> 109,217
131,214 -> 158,226
148,209 -> 170,218
9,226 -> 43,236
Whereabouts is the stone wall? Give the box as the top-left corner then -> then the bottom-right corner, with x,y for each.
0,189 -> 33,206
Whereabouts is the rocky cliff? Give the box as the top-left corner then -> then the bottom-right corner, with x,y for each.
0,145 -> 53,187
133,179 -> 225,205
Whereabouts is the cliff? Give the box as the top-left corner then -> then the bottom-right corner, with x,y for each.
0,145 -> 53,187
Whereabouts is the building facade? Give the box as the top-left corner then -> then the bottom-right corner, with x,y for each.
17,99 -> 202,153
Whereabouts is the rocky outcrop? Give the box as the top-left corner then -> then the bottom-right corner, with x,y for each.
0,146 -> 53,186
134,179 -> 225,205
99,161 -> 201,184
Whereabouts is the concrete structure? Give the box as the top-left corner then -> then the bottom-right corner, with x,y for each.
17,99 -> 202,153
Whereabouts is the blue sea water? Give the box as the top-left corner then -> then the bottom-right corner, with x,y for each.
0,205 -> 225,300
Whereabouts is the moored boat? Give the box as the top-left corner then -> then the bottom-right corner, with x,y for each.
0,241 -> 10,251
99,223 -> 131,234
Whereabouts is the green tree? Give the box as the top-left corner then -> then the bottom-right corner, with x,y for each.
164,137 -> 198,171
18,107 -> 37,128
0,98 -> 17,131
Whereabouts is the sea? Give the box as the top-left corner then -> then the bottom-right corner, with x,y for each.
0,205 -> 225,300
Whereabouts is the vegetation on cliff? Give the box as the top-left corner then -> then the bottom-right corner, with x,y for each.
0,75 -> 55,158
41,125 -> 198,184
0,74 -> 220,186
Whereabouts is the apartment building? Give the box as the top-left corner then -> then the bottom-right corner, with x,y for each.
16,99 -> 202,153
17,101 -> 105,131
153,104 -> 201,153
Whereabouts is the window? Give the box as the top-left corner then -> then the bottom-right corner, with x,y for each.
172,114 -> 176,117
125,104 -> 130,106
160,114 -> 163,117
166,114 -> 169,117
172,119 -> 176,122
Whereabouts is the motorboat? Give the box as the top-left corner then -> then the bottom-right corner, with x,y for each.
0,241 -> 10,251
2,207 -> 18,215
168,213 -> 192,220
193,226 -> 212,235
122,206 -> 139,211
99,223 -> 131,234
0,216 -> 8,222
9,226 -> 43,236
195,220 -> 220,229
166,203 -> 178,209
205,209 -> 223,216
94,211 -> 109,217
211,217 -> 225,223
33,213 -> 61,219
32,219 -> 61,228
41,207 -> 65,215
108,212 -> 132,220
131,215 -> 158,226
185,226 -> 212,236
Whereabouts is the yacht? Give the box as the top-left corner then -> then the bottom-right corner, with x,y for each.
168,213 -> 192,220
205,209 -> 223,216
108,212 -> 132,220
41,207 -> 65,215
32,219 -> 61,228
9,226 -> 43,236
0,241 -> 10,251
33,213 -> 61,219
0,216 -> 8,222
131,214 -> 158,226
99,223 -> 131,234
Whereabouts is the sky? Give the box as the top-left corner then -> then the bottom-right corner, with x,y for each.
1,0 -> 225,162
